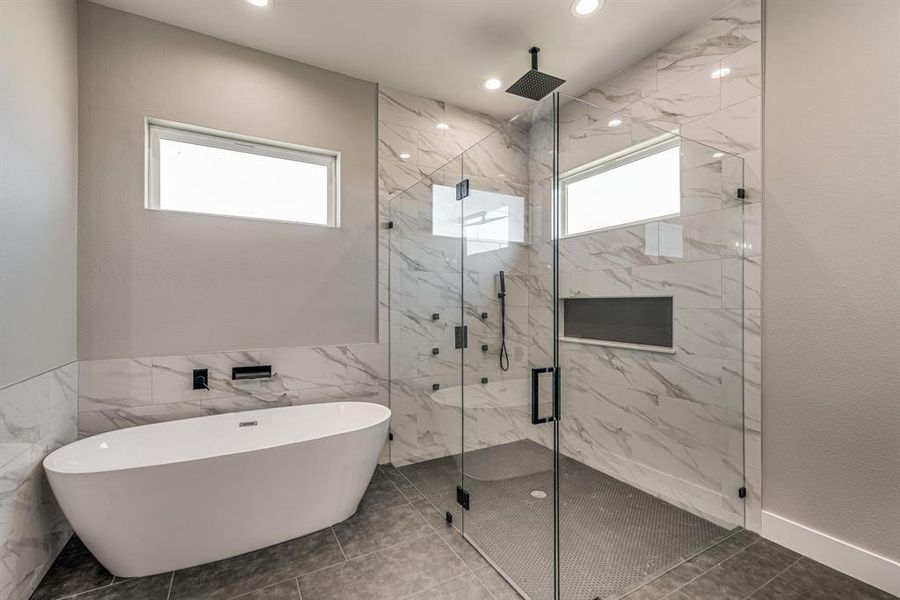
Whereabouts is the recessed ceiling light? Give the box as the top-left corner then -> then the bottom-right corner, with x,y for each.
399,153 -> 411,160
607,118 -> 623,128
247,0 -> 269,6
571,0 -> 603,17
436,123 -> 450,130
711,67 -> 731,79
483,78 -> 503,91
713,152 -> 725,158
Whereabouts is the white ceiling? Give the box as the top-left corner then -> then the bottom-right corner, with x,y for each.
89,0 -> 733,119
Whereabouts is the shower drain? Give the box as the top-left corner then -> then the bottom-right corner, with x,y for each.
530,490 -> 547,499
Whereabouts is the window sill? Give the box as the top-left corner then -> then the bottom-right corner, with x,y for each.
558,336 -> 675,354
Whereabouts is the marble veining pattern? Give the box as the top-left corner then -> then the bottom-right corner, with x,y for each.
0,363 -> 77,600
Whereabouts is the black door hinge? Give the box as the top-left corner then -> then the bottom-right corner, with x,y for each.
738,486 -> 747,499
456,179 -> 470,201
386,221 -> 394,229
454,325 -> 468,349
456,485 -> 470,511
736,188 -> 746,200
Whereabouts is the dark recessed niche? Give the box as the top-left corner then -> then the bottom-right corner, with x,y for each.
562,297 -> 673,349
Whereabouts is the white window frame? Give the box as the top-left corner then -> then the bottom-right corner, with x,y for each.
145,118 -> 340,227
559,135 -> 680,238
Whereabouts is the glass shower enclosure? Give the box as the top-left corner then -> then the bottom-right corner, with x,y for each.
389,92 -> 746,600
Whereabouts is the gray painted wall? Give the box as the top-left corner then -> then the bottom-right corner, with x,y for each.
763,0 -> 900,560
0,0 -> 79,388
77,2 -> 378,360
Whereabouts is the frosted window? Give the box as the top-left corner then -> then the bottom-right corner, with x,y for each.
147,123 -> 337,226
563,143 -> 680,236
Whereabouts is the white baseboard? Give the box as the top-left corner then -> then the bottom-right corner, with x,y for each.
762,511 -> 900,597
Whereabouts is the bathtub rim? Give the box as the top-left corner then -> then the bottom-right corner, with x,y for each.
44,401 -> 390,476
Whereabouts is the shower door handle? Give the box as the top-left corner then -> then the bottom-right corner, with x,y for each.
531,367 -> 559,425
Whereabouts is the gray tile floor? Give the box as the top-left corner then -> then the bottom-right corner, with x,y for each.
30,465 -> 519,600
30,460 -> 897,600
617,529 -> 897,600
399,440 -> 731,600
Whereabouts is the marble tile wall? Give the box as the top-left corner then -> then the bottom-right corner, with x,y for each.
77,344 -> 389,438
379,86 -> 534,465
0,363 -> 78,600
538,0 -> 763,530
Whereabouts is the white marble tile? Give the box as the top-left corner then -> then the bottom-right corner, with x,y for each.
632,260 -> 722,308
341,344 -> 389,385
151,351 -> 261,404
660,206 -> 744,263
378,86 -> 445,131
78,358 -> 152,411
631,63 -> 722,131
585,53 -> 658,112
720,42 -> 762,108
258,347 -> 348,391
379,121 -> 419,165
563,267 -> 632,298
657,0 -> 761,89
674,308 -> 743,361
681,95 -> 762,156
586,224 -> 659,269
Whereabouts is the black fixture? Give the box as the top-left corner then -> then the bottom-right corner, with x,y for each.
432,383 -> 440,391
432,347 -> 440,355
432,313 -> 440,321
737,187 -> 747,199
192,368 -> 210,390
506,47 -> 566,101
454,325 -> 468,349
498,271 -> 510,372
481,377 -> 489,384
481,312 -> 488,320
456,485 -> 470,511
232,365 -> 272,380
481,344 -> 489,352
455,179 -> 469,201
445,511 -> 453,525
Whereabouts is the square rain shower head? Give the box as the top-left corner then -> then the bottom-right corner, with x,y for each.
506,47 -> 566,101
506,69 -> 566,101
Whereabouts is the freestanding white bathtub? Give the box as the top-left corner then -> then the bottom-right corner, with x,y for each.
44,402 -> 390,577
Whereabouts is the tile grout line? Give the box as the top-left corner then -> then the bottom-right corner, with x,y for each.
613,528 -> 752,599
614,530 -> 756,600
738,556 -> 803,600
166,571 -> 174,600
295,577 -> 303,599
654,538 -> 766,600
330,527 -> 348,562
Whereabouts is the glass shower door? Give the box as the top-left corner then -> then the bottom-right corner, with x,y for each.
554,94 -> 746,600
388,157 -> 467,526
458,96 -> 559,599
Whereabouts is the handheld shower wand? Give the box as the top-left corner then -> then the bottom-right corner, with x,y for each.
498,271 -> 510,372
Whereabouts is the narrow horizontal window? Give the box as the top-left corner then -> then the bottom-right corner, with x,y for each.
146,121 -> 338,226
561,137 -> 680,237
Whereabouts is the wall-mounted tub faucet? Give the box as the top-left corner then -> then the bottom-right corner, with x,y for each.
192,369 -> 210,390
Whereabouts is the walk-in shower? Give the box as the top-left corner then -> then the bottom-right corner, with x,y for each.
388,92 -> 746,599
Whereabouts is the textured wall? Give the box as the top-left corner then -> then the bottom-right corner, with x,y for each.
77,2 -> 378,360
0,1 -> 79,598
0,0 -> 78,388
763,0 -> 900,560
